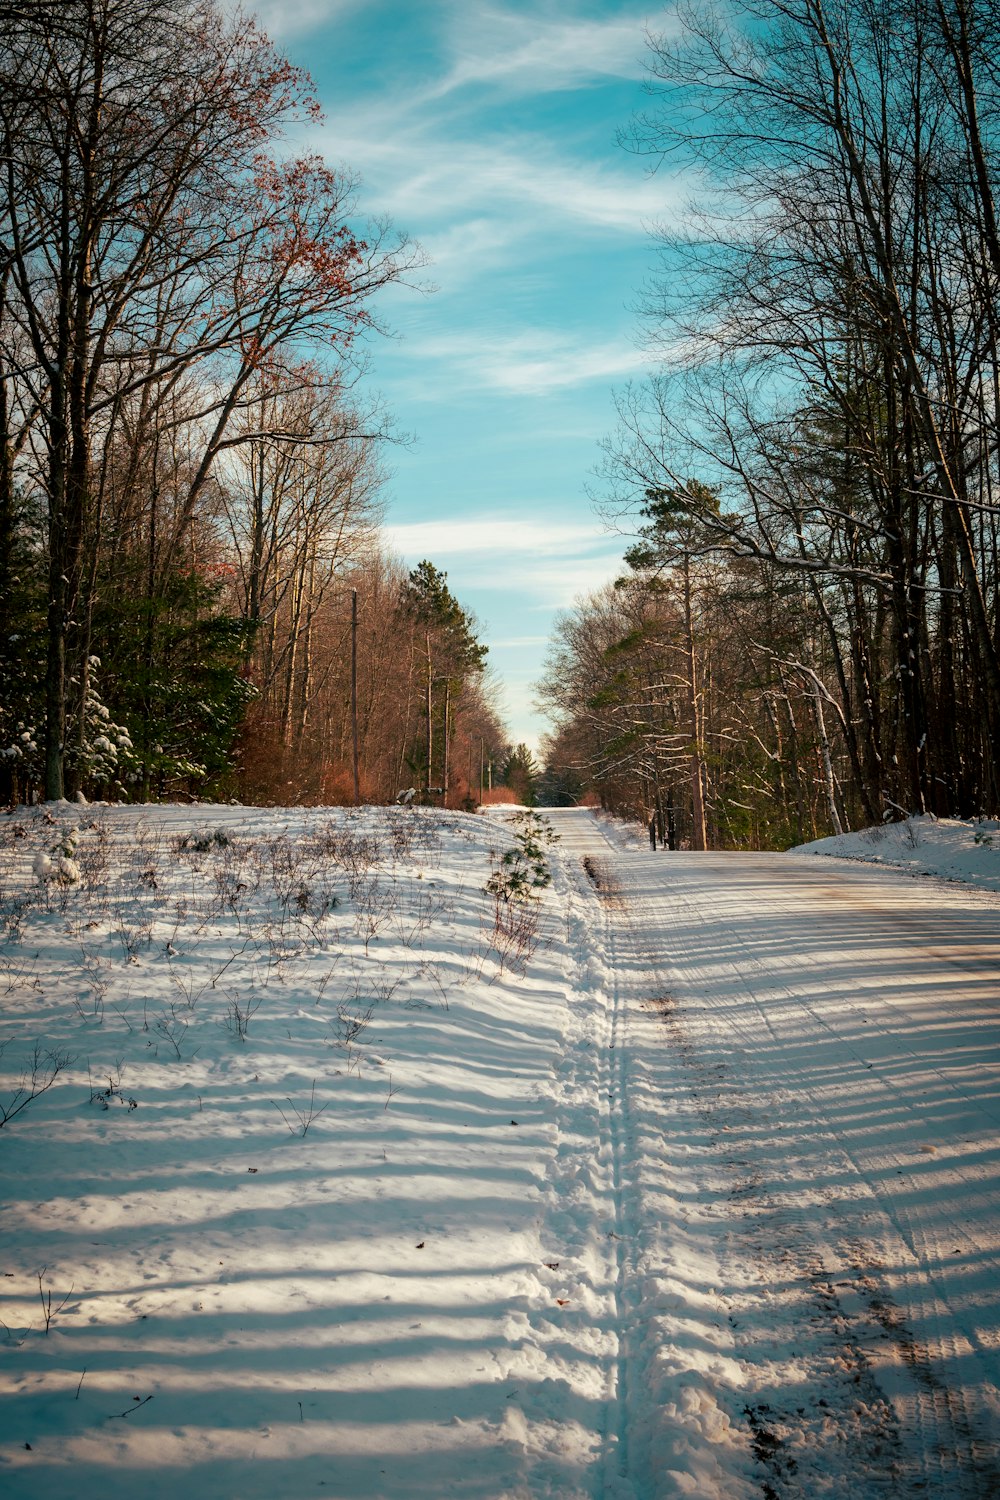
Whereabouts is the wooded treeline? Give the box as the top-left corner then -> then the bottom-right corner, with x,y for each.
0,0 -> 507,807
540,0 -> 1000,845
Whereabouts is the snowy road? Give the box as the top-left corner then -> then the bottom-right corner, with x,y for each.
547,809 -> 1000,1499
1,803 -> 998,1499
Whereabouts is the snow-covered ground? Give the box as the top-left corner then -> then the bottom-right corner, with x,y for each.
1,802 -> 998,1498
793,814 -> 1000,892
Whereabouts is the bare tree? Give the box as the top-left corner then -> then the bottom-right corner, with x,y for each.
605,0 -> 1000,816
0,0 -> 410,798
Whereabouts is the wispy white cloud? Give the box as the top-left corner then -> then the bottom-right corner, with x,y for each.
384,514 -> 624,609
415,216 -> 525,286
250,0 -> 657,76
385,515 -> 606,557
254,0 -> 671,237
297,6 -> 678,242
519,555 -> 626,606
433,5 -> 654,99
249,0 -> 362,41
317,123 -> 674,237
393,328 -> 650,396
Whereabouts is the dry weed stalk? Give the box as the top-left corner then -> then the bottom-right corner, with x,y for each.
0,1042 -> 74,1128
271,1079 -> 331,1136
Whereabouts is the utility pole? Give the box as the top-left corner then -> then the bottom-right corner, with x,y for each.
351,589 -> 360,806
442,680 -> 450,808
425,632 -> 433,802
682,552 -> 708,851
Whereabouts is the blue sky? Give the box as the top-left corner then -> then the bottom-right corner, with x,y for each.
251,0 -> 681,749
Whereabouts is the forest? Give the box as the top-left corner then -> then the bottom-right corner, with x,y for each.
0,0 -> 510,809
539,0 -> 1000,847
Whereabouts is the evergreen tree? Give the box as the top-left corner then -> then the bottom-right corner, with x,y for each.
403,561 -> 488,675
502,743 -> 540,806
97,569 -> 255,800
0,488 -> 45,803
402,560 -> 488,803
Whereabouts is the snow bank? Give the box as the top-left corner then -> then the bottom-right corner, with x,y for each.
790,814 -> 1000,892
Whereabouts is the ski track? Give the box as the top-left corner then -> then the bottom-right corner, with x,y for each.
545,810 -> 1000,1500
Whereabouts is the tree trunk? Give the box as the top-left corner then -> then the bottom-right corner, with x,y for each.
442,679 -> 450,807
682,554 -> 708,850
424,632 -> 433,800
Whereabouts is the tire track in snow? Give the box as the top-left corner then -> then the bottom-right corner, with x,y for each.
582,850 -> 640,1498
555,821 -> 638,1497
545,817 -> 1000,1498
637,964 -> 914,1500
668,865 -> 1000,1496
638,852 -> 1000,1500
551,814 -> 756,1500
536,813 -> 639,1498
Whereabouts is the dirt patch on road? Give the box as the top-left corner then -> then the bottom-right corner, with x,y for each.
582,856 -> 624,906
